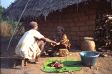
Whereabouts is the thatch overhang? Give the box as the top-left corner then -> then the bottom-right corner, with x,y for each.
4,0 -> 112,21
4,0 -> 89,20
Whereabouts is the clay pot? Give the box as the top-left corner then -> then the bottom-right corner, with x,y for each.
81,37 -> 96,51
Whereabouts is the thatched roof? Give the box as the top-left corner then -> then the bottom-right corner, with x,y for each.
4,0 -> 112,20
4,0 -> 89,20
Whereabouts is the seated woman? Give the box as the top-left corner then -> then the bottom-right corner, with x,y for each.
46,26 -> 71,56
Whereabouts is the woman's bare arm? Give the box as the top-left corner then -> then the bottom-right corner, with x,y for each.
41,37 -> 58,45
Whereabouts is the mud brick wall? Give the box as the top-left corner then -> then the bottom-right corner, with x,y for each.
38,4 -> 96,48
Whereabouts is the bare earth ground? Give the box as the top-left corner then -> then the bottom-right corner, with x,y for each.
0,38 -> 112,74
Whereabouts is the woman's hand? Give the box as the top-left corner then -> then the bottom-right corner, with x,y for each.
51,43 -> 55,46
56,42 -> 60,45
51,42 -> 60,46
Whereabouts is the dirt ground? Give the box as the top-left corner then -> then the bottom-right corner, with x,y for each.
0,38 -> 112,74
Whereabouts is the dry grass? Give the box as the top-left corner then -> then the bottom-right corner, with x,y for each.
0,21 -> 13,37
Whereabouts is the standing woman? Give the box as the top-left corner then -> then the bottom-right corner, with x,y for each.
15,21 -> 58,63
